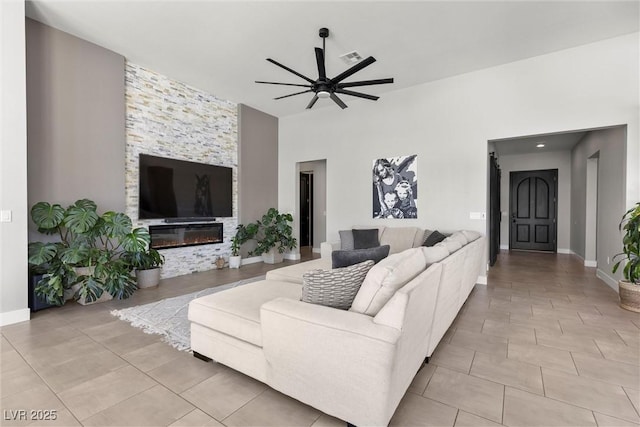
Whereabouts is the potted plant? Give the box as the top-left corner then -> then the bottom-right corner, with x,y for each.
28,199 -> 149,305
613,202 -> 640,312
122,247 -> 165,288
250,208 -> 297,264
229,223 -> 258,268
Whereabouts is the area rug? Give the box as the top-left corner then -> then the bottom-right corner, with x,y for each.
110,276 -> 265,351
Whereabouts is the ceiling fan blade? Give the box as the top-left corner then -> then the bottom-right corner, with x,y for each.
330,92 -> 348,109
315,48 -> 326,80
266,58 -> 316,84
274,89 -> 313,100
255,81 -> 313,88
334,88 -> 379,101
306,95 -> 319,109
337,78 -> 394,88
331,56 -> 376,84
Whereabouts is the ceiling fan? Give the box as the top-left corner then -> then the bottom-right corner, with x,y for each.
256,27 -> 394,109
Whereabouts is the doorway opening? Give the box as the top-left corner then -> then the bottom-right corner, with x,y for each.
584,154 -> 599,267
300,171 -> 313,253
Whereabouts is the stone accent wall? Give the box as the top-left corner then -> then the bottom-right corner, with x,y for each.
125,62 -> 238,278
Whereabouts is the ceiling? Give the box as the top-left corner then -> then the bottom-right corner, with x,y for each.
492,131 -> 588,156
25,1 -> 639,118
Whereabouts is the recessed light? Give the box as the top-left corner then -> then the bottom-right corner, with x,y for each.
536,143 -> 546,148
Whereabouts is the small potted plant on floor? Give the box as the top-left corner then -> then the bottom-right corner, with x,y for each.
122,247 -> 165,288
251,208 -> 297,264
229,223 -> 258,268
612,202 -> 640,312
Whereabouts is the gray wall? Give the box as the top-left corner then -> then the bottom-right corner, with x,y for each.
498,151 -> 572,252
26,18 -> 125,229
0,0 -> 29,325
570,126 -> 626,285
238,104 -> 278,257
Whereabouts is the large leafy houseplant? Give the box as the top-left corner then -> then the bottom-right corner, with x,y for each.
28,199 -> 150,305
612,202 -> 640,312
250,208 -> 297,257
230,223 -> 259,257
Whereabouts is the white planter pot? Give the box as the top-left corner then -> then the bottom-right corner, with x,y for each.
261,248 -> 284,264
229,256 -> 242,269
136,268 -> 161,288
67,266 -> 112,305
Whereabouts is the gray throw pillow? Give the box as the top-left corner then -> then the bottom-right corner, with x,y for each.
352,228 -> 379,249
331,245 -> 390,269
423,230 -> 446,247
339,230 -> 355,250
302,260 -> 375,310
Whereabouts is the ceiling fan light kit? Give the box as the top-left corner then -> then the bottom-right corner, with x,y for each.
256,27 -> 394,110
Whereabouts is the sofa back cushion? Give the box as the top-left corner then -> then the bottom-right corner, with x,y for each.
302,260 -> 374,310
448,231 -> 468,247
332,245 -> 390,268
379,227 -> 424,254
461,230 -> 481,242
350,248 -> 427,316
421,245 -> 450,265
436,237 -> 463,254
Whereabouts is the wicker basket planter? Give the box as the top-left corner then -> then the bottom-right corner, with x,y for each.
619,280 -> 640,313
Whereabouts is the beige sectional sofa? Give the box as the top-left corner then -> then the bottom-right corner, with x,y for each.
188,226 -> 486,426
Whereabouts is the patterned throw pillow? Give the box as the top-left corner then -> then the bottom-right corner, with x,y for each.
423,230 -> 446,247
302,260 -> 375,310
352,229 -> 380,249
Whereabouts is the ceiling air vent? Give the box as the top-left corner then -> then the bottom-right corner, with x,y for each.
339,50 -> 363,64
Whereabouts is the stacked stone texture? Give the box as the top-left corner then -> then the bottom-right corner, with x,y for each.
125,63 -> 238,278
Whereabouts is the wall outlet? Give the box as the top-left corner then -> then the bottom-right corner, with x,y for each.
470,212 -> 486,220
0,210 -> 11,223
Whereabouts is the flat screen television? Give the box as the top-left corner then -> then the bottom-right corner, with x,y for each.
139,154 -> 233,220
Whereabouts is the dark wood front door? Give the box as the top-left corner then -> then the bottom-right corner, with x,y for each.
489,153 -> 501,266
509,169 -> 557,252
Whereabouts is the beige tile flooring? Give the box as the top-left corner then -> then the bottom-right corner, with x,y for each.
1,250 -> 639,426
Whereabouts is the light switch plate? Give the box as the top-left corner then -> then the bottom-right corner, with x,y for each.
469,212 -> 486,220
0,210 -> 12,223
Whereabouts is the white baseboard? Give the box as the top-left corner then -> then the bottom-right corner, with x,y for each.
0,308 -> 30,326
499,244 -> 508,250
584,260 -> 597,268
596,268 -> 618,292
241,256 -> 262,266
476,275 -> 487,286
285,252 -> 301,261
312,247 -> 321,254
557,248 -> 571,254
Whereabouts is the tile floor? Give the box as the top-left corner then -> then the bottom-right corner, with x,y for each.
1,250 -> 639,426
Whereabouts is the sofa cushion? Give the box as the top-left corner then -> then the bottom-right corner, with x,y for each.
332,245 -> 390,268
188,280 -> 301,347
423,230 -> 446,247
421,245 -> 450,265
339,230 -> 355,250
353,229 -> 380,249
265,258 -> 331,284
436,237 -> 463,253
449,231 -> 468,247
350,248 -> 427,316
302,260 -> 374,310
461,230 -> 481,242
379,226 -> 423,254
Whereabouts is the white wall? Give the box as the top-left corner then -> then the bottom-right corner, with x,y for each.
279,34 -> 639,258
497,151 -> 572,252
0,0 -> 29,325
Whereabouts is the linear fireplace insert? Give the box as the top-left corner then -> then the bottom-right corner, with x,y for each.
149,223 -> 223,250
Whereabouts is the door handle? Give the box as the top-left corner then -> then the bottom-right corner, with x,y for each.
511,213 -> 516,223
